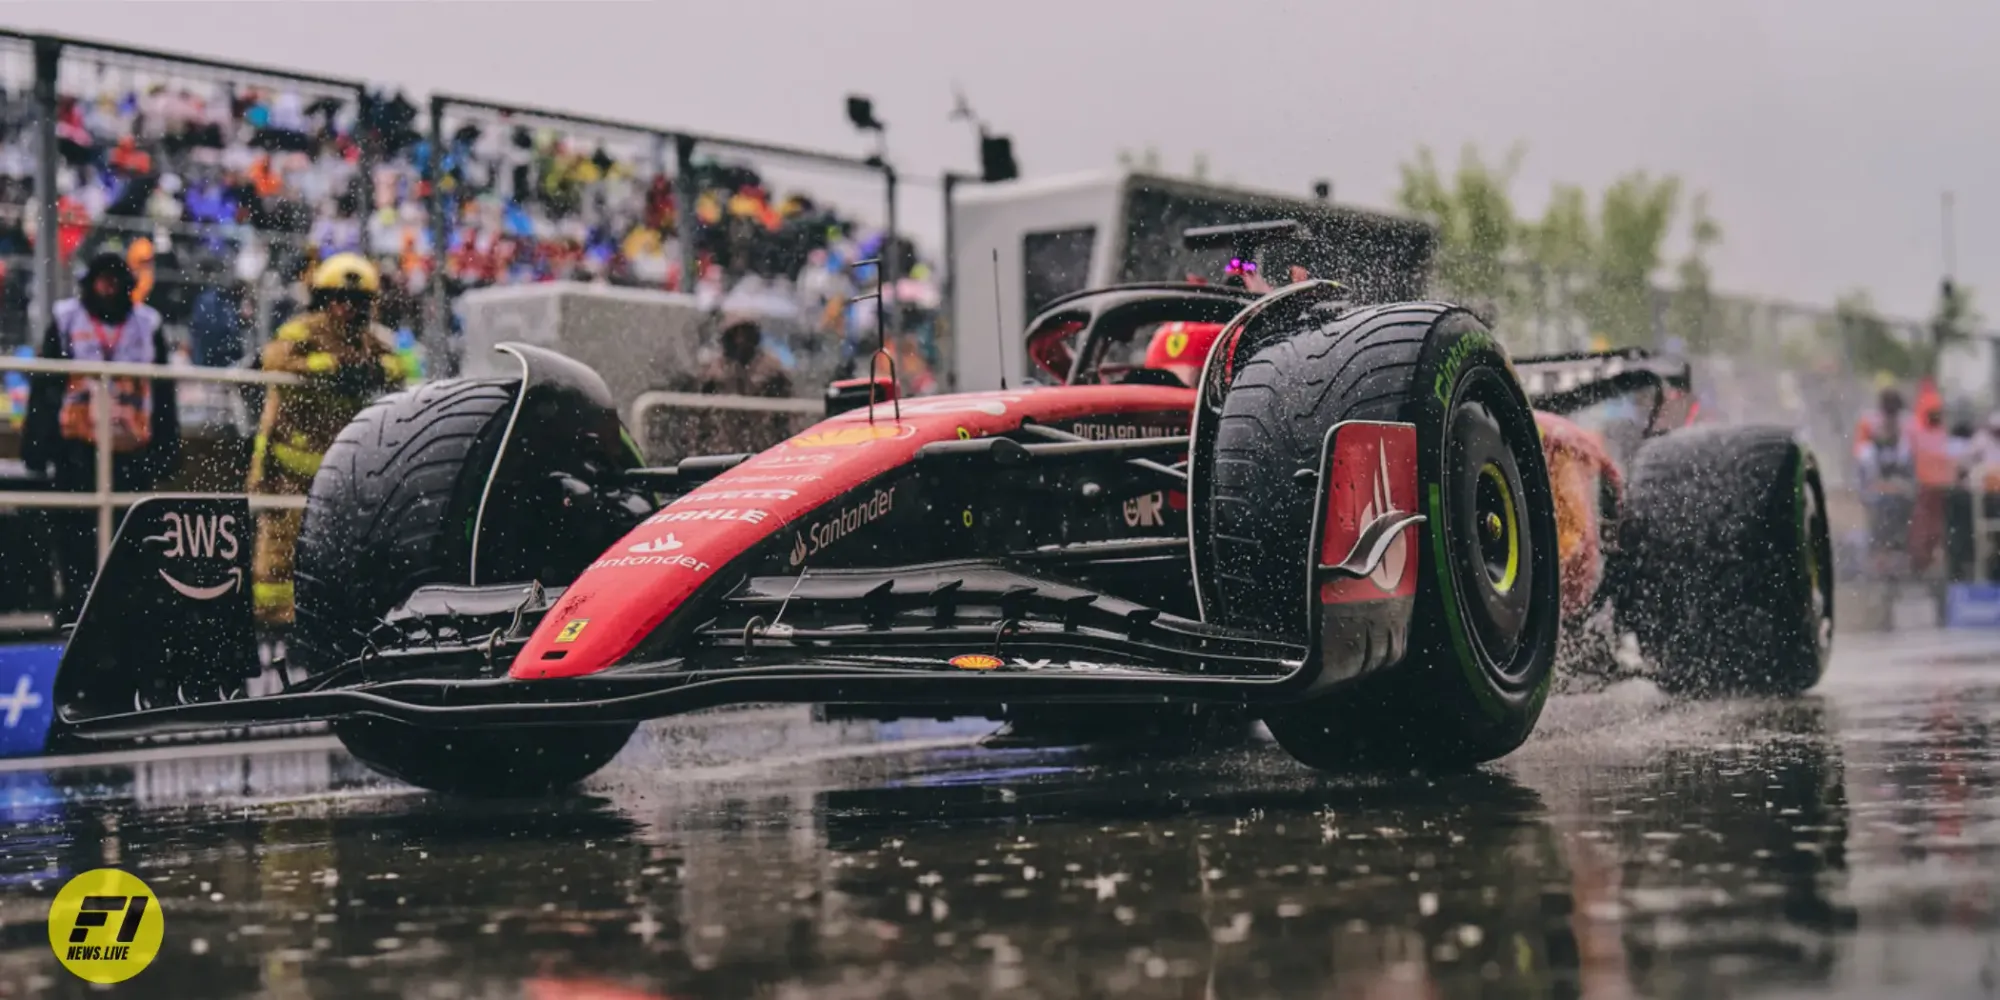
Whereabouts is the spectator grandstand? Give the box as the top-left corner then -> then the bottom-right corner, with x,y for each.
0,39 -> 942,423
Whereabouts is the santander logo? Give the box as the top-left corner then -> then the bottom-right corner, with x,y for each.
629,534 -> 685,554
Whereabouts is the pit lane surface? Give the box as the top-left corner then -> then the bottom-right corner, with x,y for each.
1,635 -> 1997,999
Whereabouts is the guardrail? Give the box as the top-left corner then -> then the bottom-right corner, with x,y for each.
0,357 -> 305,564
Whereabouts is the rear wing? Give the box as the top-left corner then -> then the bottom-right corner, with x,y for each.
1512,349 -> 1692,417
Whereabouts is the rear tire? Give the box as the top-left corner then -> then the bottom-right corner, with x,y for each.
1204,303 -> 1560,771
334,718 -> 632,797
1617,426 -> 1833,695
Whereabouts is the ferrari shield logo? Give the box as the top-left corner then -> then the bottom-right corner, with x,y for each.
787,424 -> 912,449
555,619 -> 589,643
1164,329 -> 1190,358
1319,422 -> 1420,603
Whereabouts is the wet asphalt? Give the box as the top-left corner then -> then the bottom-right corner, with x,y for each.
2,633 -> 1999,999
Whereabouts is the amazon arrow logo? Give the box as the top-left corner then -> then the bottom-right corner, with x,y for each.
158,566 -> 242,601
144,511 -> 245,602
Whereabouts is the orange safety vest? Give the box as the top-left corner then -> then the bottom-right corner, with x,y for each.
1910,421 -> 1958,487
53,299 -> 161,454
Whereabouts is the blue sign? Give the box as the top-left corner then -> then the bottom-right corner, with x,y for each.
0,643 -> 61,757
1946,583 -> 2000,629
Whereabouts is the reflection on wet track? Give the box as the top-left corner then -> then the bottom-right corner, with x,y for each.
4,638 -> 2000,998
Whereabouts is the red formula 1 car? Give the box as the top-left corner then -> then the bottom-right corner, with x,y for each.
47,277 -> 1833,794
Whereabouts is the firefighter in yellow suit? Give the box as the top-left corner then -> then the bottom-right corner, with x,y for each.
250,253 -> 408,626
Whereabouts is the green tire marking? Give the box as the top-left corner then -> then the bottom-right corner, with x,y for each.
1429,483 -> 1507,721
1431,331 -> 1498,406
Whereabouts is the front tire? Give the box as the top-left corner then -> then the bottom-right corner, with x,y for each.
292,378 -> 521,672
295,376 -> 645,794
1204,303 -> 1560,772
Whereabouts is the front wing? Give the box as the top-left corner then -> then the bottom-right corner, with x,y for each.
53,558 -> 1312,745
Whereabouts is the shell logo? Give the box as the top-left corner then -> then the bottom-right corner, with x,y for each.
786,424 -> 913,449
949,653 -> 1003,670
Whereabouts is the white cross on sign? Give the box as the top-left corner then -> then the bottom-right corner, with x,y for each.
0,674 -> 43,728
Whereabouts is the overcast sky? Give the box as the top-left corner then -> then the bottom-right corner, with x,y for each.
6,0 -> 1997,319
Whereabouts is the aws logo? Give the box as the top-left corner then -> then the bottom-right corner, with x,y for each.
143,510 -> 242,601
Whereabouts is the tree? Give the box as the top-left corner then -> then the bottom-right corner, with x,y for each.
1394,143 -> 1524,312
1580,171 -> 1681,348
1664,194 -> 1723,351
1837,290 -> 1914,380
1396,144 -> 1722,353
1520,182 -> 1593,347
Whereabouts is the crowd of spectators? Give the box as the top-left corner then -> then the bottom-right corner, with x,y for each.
0,68 -> 943,429
1851,378 -> 2000,584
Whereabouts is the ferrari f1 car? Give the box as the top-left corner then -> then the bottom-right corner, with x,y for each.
46,272 -> 1834,795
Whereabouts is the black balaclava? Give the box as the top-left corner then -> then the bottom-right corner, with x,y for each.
78,252 -> 137,326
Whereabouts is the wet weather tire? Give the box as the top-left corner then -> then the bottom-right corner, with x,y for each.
292,378 -> 521,673
334,719 -> 633,797
1202,302 -> 1560,771
1617,426 -> 1834,696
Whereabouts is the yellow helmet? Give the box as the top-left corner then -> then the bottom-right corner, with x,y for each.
311,252 -> 381,295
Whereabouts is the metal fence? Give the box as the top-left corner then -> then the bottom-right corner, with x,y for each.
0,356 -> 300,565
420,93 -> 899,386
0,29 -> 377,365
0,28 -> 915,394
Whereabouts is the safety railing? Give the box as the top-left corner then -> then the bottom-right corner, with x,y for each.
0,356 -> 303,564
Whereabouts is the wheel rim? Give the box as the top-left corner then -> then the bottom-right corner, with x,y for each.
1442,373 -> 1540,679
1475,462 -> 1522,594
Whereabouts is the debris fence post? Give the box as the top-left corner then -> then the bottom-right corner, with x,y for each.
425,95 -> 452,376
675,135 -> 698,297
93,374 -> 112,565
30,36 -> 60,342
